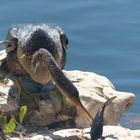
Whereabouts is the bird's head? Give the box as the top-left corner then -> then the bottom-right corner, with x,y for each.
0,27 -> 18,53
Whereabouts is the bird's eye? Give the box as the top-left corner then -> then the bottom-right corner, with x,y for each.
60,33 -> 69,50
6,38 -> 18,53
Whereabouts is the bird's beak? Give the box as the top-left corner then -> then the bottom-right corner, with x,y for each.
70,97 -> 93,123
0,40 -> 6,48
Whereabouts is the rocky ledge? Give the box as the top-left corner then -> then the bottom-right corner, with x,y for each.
10,126 -> 140,140
0,50 -> 139,139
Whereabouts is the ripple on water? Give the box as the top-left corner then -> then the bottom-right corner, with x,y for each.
121,113 -> 140,130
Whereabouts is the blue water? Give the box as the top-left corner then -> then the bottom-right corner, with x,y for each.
0,0 -> 140,128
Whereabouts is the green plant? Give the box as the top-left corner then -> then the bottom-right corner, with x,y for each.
2,115 -> 16,133
1,105 -> 28,134
19,106 -> 28,125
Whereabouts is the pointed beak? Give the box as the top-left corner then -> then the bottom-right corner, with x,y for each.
0,40 -> 6,48
70,97 -> 93,124
77,102 -> 93,123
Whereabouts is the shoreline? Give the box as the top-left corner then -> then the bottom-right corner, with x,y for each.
121,112 -> 140,130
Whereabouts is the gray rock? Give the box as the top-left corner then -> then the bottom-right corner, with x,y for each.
0,50 -> 138,140
0,70 -> 135,128
10,126 -> 140,140
64,70 -> 135,128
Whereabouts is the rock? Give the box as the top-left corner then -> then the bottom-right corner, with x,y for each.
0,69 -> 135,127
0,77 -> 19,116
0,49 -> 137,139
102,125 -> 140,140
9,126 -> 140,140
64,70 -> 135,128
0,49 -> 7,60
54,126 -> 140,140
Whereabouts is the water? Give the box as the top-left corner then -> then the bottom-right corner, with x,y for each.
0,0 -> 140,129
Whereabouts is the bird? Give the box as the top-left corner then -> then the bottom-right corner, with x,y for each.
0,23 -> 93,124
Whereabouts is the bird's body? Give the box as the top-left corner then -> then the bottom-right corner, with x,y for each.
0,23 -> 93,123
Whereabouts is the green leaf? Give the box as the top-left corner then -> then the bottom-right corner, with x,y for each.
19,106 -> 27,124
3,117 -> 16,133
